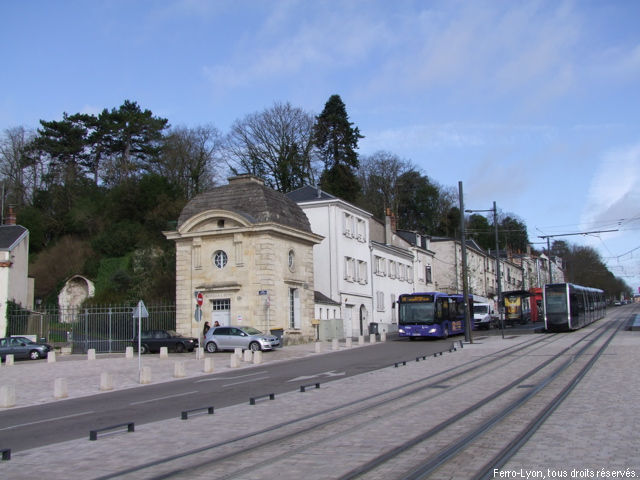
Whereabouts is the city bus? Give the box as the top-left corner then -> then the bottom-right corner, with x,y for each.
397,292 -> 468,339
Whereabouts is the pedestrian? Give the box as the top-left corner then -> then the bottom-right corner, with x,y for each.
203,321 -> 211,336
214,321 -> 220,327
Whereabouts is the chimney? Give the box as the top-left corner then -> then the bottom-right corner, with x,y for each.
6,205 -> 16,225
385,208 -> 394,245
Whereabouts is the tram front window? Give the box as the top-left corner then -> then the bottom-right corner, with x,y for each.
546,292 -> 567,314
399,303 -> 436,325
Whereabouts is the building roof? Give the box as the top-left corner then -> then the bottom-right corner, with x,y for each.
314,290 -> 341,305
0,225 -> 28,250
286,185 -> 337,203
178,175 -> 313,233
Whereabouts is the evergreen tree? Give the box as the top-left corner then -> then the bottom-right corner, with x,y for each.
313,95 -> 363,202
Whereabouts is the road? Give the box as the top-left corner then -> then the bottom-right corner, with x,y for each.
0,337 -> 453,452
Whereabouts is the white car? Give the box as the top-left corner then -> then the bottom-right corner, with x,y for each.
204,326 -> 280,353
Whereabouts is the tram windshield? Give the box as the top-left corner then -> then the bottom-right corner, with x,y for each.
545,291 -> 567,314
399,302 -> 436,325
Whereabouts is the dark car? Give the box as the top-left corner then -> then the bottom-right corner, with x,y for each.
0,336 -> 52,361
132,330 -> 198,354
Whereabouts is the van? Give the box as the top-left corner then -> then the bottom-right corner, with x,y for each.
473,303 -> 497,330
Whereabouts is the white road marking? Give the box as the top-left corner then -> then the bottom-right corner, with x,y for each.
0,411 -> 95,431
195,370 -> 269,383
288,370 -> 346,382
130,391 -> 198,406
223,375 -> 271,387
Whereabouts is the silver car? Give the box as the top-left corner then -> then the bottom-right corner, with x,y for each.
204,326 -> 280,353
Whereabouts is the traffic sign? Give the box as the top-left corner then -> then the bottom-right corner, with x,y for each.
196,292 -> 204,306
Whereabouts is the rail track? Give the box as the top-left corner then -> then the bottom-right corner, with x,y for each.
98,317 -> 625,480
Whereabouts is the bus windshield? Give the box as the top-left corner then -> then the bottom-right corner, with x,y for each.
546,291 -> 567,314
399,302 -> 436,325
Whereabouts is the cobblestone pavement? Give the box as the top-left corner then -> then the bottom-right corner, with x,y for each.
1,314 -> 639,479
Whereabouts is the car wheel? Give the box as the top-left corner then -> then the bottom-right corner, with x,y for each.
205,342 -> 218,353
29,350 -> 41,360
175,343 -> 185,353
140,344 -> 149,354
249,341 -> 261,352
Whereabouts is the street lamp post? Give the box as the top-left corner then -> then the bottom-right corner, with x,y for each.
466,201 -> 504,339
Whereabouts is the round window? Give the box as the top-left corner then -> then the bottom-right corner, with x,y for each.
213,250 -> 228,269
288,249 -> 295,271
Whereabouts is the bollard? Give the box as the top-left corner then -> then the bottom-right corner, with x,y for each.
87,348 -> 96,361
253,350 -> 263,364
346,337 -> 353,348
5,354 -> 14,366
54,378 -> 68,399
0,385 -> 16,408
381,332 -> 387,342
47,351 -> 57,363
234,347 -> 243,359
160,346 -> 168,359
174,361 -> 186,378
203,357 -> 214,373
315,342 -> 322,353
195,347 -> 204,360
331,338 -> 339,351
100,372 -> 113,391
243,350 -> 252,362
358,335 -> 365,346
125,346 -> 134,359
230,353 -> 240,368
139,366 -> 152,384
369,333 -> 376,344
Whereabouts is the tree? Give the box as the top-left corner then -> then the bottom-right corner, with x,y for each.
313,95 -> 363,202
499,215 -> 529,253
223,102 -> 317,192
158,125 -> 222,199
98,100 -> 169,185
0,126 -> 43,208
466,214 -> 493,250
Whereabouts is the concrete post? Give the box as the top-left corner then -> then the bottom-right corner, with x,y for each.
139,366 -> 152,384
381,332 -> 387,342
125,346 -> 134,359
253,351 -> 263,364
174,361 -> 186,378
332,338 -> 339,351
243,350 -> 253,362
0,385 -> 16,408
5,354 -> 14,366
47,351 -> 56,363
358,335 -> 365,346
195,347 -> 204,360
87,349 -> 96,361
369,333 -> 376,344
159,346 -> 168,359
100,372 -> 113,391
203,357 -> 214,373
346,337 -> 353,348
54,378 -> 68,399
315,342 -> 322,353
234,347 -> 243,359
230,353 -> 240,368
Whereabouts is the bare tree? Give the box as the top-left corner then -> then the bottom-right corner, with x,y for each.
156,125 -> 223,199
222,102 -> 318,192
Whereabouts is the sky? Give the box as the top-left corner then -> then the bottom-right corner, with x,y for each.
2,0 -> 639,293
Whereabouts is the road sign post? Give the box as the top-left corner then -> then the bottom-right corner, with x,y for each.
132,300 -> 149,380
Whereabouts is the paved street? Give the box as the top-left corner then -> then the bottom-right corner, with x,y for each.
1,310 -> 639,479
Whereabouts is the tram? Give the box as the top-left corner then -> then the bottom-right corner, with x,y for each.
543,283 -> 606,332
397,292 -> 469,339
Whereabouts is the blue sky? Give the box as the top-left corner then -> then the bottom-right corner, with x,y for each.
2,0 -> 639,292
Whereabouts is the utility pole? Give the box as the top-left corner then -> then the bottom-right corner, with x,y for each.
459,182 -> 472,343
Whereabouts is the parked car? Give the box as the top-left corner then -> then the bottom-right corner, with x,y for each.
203,326 -> 280,353
0,336 -> 52,361
132,330 -> 198,354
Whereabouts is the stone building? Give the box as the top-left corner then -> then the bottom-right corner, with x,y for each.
164,175 -> 323,343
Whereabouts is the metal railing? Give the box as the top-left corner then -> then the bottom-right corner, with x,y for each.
6,304 -> 176,353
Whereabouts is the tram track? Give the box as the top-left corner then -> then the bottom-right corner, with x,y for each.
98,320 -> 621,479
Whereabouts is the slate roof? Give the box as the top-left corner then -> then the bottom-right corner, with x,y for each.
286,185 -> 337,203
178,175 -> 313,233
314,290 -> 341,305
0,225 -> 27,250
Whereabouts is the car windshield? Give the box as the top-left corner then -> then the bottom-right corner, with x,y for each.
13,337 -> 35,344
242,327 -> 263,335
473,306 -> 488,314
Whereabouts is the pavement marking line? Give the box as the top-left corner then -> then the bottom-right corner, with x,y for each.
0,411 -> 96,431
195,370 -> 269,383
223,375 -> 271,387
130,391 -> 199,406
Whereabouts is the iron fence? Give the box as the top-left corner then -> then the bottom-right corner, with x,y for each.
6,304 -> 176,354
